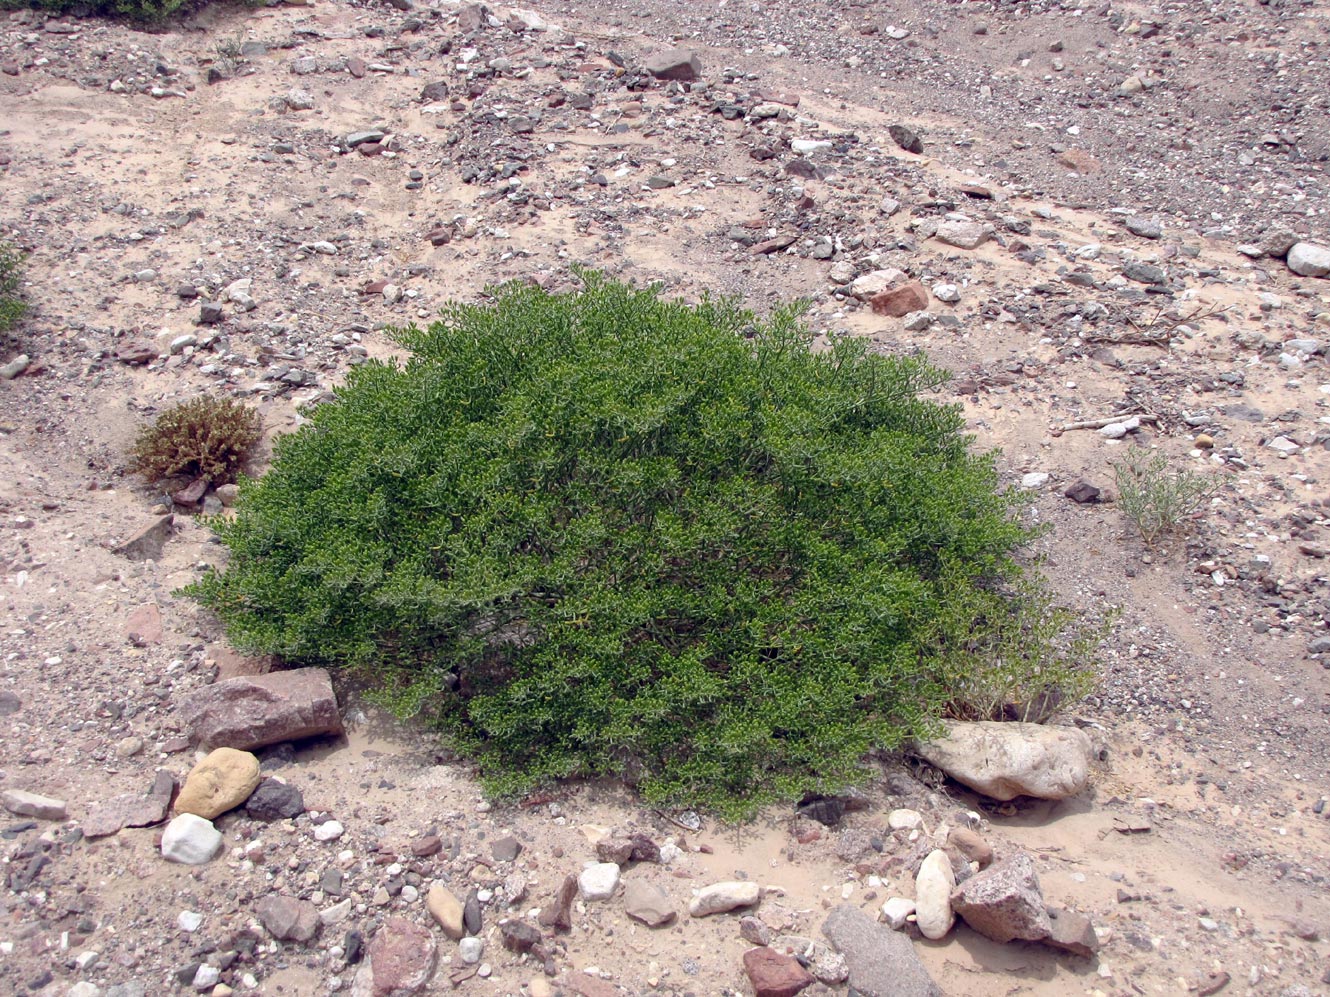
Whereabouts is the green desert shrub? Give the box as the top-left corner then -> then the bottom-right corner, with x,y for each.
1112,449 -> 1217,546
0,0 -> 193,22
129,396 -> 262,485
185,272 -> 1099,818
0,242 -> 26,336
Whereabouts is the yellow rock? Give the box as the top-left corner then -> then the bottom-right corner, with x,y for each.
175,747 -> 260,820
426,882 -> 465,939
1195,433 -> 1214,449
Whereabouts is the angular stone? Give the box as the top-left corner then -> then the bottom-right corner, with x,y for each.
256,895 -> 320,943
623,879 -> 675,927
352,916 -> 437,997
1,789 -> 67,821
934,219 -> 992,250
1064,479 -> 1102,504
116,340 -> 158,365
426,883 -> 465,939
914,849 -> 955,940
869,281 -> 929,317
83,770 -> 175,838
244,778 -> 305,821
689,881 -> 761,917
644,47 -> 702,81
743,946 -> 815,997
112,514 -> 174,561
888,124 -> 923,154
913,720 -> 1093,800
821,904 -> 941,997
176,747 -> 260,819
769,936 -> 848,985
849,268 -> 907,300
124,603 -> 163,645
178,667 -> 343,750
880,896 -> 915,930
578,862 -> 621,900
1045,906 -> 1100,957
537,873 -> 577,931
212,646 -> 274,681
1288,242 -> 1330,278
949,851 -> 1051,943
160,813 -> 223,865
499,918 -> 541,953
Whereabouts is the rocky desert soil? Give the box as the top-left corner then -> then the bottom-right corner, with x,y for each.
1,0 -> 1329,995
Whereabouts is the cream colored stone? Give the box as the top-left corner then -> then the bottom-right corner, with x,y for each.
175,747 -> 260,819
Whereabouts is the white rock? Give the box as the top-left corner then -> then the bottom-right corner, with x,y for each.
880,896 -> 916,930
508,7 -> 558,31
688,881 -> 761,917
177,910 -> 204,932
934,218 -> 992,250
1021,472 -> 1049,489
193,964 -> 221,988
161,814 -> 223,865
314,820 -> 345,842
849,268 -> 907,300
67,984 -> 102,997
578,862 -> 621,900
1099,415 -> 1140,439
932,283 -> 960,303
914,849 -> 956,940
1287,242 -> 1330,278
913,720 -> 1094,801
887,809 -> 924,831
791,139 -> 833,155
458,936 -> 484,964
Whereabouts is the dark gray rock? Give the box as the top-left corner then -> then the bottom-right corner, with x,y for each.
821,905 -> 941,997
244,778 -> 305,821
644,47 -> 702,81
888,124 -> 923,154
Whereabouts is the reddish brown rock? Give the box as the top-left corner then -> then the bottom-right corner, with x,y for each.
82,770 -> 176,838
111,514 -> 174,561
347,57 -> 366,79
256,895 -> 320,943
949,851 -> 1051,943
743,947 -> 815,997
115,340 -> 157,365
212,645 -> 274,681
177,667 -> 343,750
1056,148 -> 1100,173
563,975 -> 619,997
643,47 -> 702,81
947,828 -> 994,869
356,917 -> 437,996
537,873 -> 577,931
1045,907 -> 1100,957
124,603 -> 163,645
749,232 -> 798,255
869,281 -> 930,317
172,476 -> 208,505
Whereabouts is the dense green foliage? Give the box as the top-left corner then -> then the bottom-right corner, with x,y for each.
0,0 -> 192,23
186,273 -> 1097,818
0,243 -> 26,336
130,396 -> 262,485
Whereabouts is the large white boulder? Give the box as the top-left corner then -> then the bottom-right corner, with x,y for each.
1287,242 -> 1330,278
913,721 -> 1093,801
